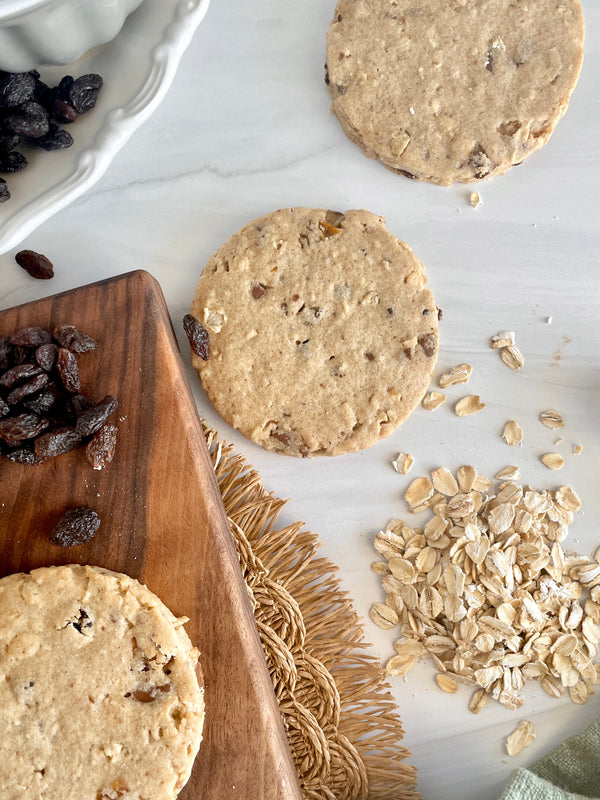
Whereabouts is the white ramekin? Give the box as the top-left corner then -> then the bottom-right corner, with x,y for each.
0,0 -> 146,72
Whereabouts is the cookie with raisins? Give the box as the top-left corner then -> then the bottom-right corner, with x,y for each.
325,0 -> 584,185
0,565 -> 204,798
189,208 -> 439,457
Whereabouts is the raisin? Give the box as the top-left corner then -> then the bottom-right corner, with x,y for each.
7,372 -> 49,404
52,324 -> 96,353
0,363 -> 43,387
70,608 -> 92,633
86,423 -> 117,469
4,101 -> 50,138
34,427 -> 82,459
75,395 -> 118,437
69,74 -> 103,115
0,151 -> 27,173
69,393 -> 94,415
49,506 -> 100,547
34,342 -> 58,370
418,333 -> 437,358
0,72 -> 36,108
9,327 -> 52,347
15,250 -> 54,279
0,131 -> 21,152
22,386 -> 60,415
182,314 -> 209,360
33,123 -> 73,151
0,398 -> 9,418
56,347 -> 81,392
0,413 -> 49,447
0,178 -> 9,203
4,447 -> 42,465
0,337 -> 12,370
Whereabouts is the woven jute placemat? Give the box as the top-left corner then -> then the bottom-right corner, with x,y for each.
203,424 -> 420,800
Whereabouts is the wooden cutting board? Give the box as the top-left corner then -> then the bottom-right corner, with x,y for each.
0,270 -> 302,800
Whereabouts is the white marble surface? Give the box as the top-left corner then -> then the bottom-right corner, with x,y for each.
1,2 -> 599,799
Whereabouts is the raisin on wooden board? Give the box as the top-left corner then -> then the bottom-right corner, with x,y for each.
49,506 -> 101,547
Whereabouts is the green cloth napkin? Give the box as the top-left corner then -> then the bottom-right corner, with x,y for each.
500,717 -> 600,800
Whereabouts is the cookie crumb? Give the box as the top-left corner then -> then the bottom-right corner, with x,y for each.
573,444 -> 583,455
468,192 -> 481,208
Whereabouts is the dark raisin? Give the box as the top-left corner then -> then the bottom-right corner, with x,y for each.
251,283 -> 267,299
7,372 -> 49,404
0,178 -> 9,203
70,608 -> 92,633
4,101 -> 50,138
49,506 -> 100,547
0,363 -> 43,388
56,347 -> 81,392
0,337 -> 11,371
68,74 -> 103,114
75,395 -> 118,437
86,423 -> 117,469
34,342 -> 58,370
0,413 -> 49,446
0,72 -> 36,108
15,250 -> 54,280
270,430 -> 291,446
0,398 -> 9,418
69,393 -> 94,415
0,150 -> 27,173
34,427 -> 82,460
437,307 -> 444,321
51,97 -> 78,124
0,130 -> 21,152
418,333 -> 437,358
52,324 -> 96,353
9,326 -> 52,347
33,123 -> 73,151
4,446 -> 42,465
22,386 -> 60,415
182,314 -> 209,361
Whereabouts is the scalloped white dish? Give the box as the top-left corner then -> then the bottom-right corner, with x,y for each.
0,0 -> 210,255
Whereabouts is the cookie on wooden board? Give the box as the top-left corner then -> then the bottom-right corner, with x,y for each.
0,564 -> 204,800
325,0 -> 585,185
190,208 -> 439,457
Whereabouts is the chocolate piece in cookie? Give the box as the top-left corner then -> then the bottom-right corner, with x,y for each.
190,208 -> 439,457
326,0 -> 584,185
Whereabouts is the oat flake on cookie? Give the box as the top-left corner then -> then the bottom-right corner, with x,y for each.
190,208 -> 439,457
325,0 -> 584,185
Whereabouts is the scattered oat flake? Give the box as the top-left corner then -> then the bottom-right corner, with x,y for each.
405,477 -> 434,509
469,192 -> 481,208
573,444 -> 583,455
422,391 -> 446,411
439,363 -> 472,389
540,409 -> 565,430
495,465 -> 521,481
503,420 -> 523,447
436,673 -> 459,693
555,437 -> 565,446
491,331 -> 515,349
455,395 -> 485,416
393,452 -> 414,475
469,688 -> 489,715
501,345 -> 524,370
541,453 -> 565,471
506,721 -> 536,757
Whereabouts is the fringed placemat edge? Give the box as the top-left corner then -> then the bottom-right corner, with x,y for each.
203,423 -> 421,800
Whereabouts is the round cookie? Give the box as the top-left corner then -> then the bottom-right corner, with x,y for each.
190,208 -> 439,457
0,564 -> 204,800
325,0 -> 585,185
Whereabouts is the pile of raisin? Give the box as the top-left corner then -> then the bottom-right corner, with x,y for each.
0,324 -> 118,467
0,71 -> 103,202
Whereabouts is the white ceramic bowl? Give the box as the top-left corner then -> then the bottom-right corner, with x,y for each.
0,0 -> 146,72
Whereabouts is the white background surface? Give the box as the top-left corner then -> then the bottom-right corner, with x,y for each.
0,2 -> 599,799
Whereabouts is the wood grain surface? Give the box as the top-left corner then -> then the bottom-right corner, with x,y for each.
0,270 -> 302,800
